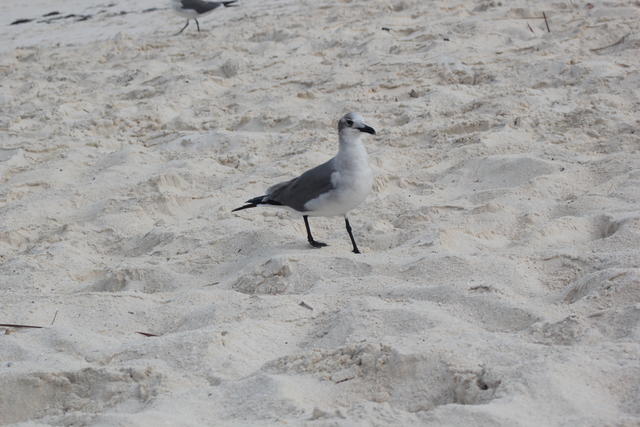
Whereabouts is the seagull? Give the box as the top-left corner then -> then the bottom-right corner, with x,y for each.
171,0 -> 238,35
232,113 -> 376,254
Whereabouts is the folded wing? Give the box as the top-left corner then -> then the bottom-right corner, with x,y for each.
267,159 -> 336,212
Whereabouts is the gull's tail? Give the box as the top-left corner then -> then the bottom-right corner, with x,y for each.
222,1 -> 238,7
232,195 -> 281,212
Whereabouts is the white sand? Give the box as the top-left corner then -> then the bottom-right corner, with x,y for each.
1,0 -> 639,425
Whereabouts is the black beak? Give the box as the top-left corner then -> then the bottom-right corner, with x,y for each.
359,125 -> 376,135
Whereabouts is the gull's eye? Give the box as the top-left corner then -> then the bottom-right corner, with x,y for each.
346,119 -> 353,126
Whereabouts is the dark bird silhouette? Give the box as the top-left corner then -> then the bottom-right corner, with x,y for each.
172,0 -> 238,35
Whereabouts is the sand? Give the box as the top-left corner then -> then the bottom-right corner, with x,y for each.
1,0 -> 639,425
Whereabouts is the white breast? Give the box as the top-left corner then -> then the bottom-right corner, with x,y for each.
303,140 -> 372,217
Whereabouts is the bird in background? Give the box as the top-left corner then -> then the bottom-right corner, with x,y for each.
171,0 -> 238,35
232,113 -> 376,254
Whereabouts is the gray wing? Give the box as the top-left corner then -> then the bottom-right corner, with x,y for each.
180,0 -> 222,13
266,159 -> 336,212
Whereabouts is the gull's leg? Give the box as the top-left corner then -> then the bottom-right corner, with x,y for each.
175,19 -> 189,35
345,216 -> 361,254
195,18 -> 200,32
304,215 -> 327,248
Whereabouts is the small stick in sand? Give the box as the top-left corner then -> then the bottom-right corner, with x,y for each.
50,310 -> 59,326
299,301 -> 313,311
590,33 -> 630,52
527,23 -> 534,33
543,12 -> 551,32
136,331 -> 158,337
0,323 -> 44,329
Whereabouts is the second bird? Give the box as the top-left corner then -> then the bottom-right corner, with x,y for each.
172,0 -> 238,35
232,113 -> 376,254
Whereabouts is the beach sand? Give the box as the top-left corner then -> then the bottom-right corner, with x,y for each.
1,0 -> 639,425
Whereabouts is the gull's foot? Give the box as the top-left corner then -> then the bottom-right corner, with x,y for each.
352,248 -> 361,254
309,240 -> 328,248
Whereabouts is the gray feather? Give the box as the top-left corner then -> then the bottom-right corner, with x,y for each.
266,159 -> 336,212
179,0 -> 223,13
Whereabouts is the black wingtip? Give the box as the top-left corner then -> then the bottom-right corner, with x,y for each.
223,1 -> 238,7
231,203 -> 256,212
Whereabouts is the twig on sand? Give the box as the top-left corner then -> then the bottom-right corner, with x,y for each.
10,18 -> 33,25
0,323 -> 44,329
543,12 -> 551,32
469,285 -> 492,292
50,310 -> 59,326
299,301 -> 313,311
1,323 -> 159,337
590,33 -> 630,52
527,23 -> 535,33
608,271 -> 628,281
498,17 -> 547,20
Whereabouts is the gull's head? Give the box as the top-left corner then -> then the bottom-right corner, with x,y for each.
338,112 -> 376,139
